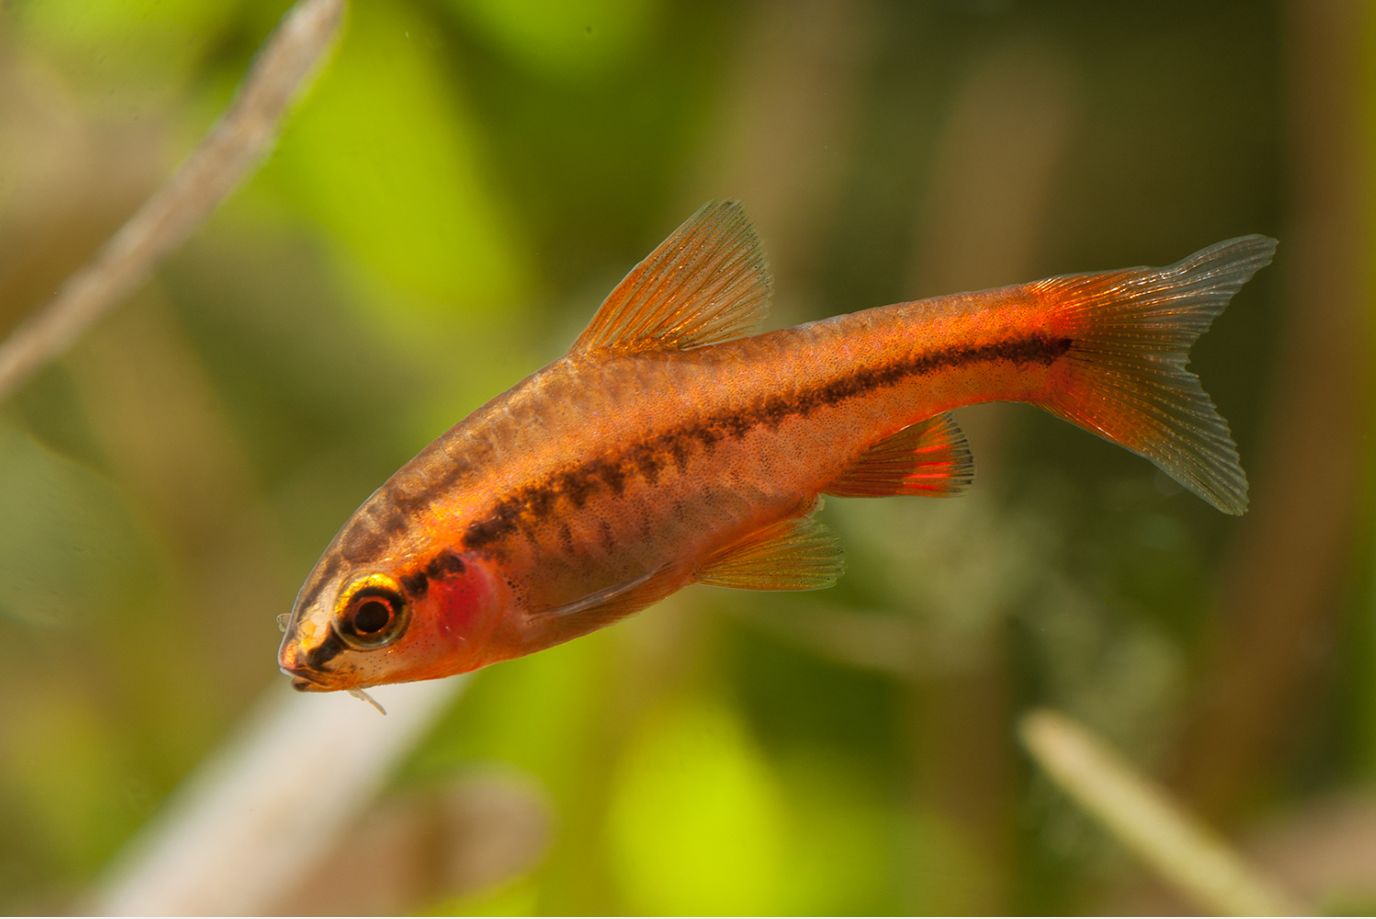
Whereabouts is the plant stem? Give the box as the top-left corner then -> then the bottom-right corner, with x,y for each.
1020,709 -> 1307,917
0,0 -> 346,401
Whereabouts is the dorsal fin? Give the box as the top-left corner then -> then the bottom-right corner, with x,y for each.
699,513 -> 843,591
571,201 -> 772,354
825,413 -> 974,498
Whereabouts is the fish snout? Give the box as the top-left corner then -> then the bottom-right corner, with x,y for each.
278,643 -> 327,692
280,655 -> 330,692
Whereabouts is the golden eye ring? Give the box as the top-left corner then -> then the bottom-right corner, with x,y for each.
333,574 -> 409,650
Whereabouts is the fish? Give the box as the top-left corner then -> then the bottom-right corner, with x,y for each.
278,202 -> 1276,693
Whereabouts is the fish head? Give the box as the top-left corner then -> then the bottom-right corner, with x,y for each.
278,546 -> 507,692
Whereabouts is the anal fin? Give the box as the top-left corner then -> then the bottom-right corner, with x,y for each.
699,514 -> 843,591
826,413 -> 974,498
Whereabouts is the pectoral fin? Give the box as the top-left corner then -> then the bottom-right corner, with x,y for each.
571,201 -> 772,354
825,413 -> 973,498
528,566 -> 682,634
699,514 -> 843,591
533,567 -> 664,619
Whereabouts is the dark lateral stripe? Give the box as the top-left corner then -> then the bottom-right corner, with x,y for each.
401,570 -> 429,597
463,334 -> 1070,549
428,550 -> 466,577
400,550 -> 468,599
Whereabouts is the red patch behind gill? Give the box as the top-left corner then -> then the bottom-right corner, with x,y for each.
399,550 -> 505,680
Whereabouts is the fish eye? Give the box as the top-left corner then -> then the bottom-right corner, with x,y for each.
333,576 -> 409,650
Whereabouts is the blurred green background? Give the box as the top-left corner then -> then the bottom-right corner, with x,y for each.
0,0 -> 1371,914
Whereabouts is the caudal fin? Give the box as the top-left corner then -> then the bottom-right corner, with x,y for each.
1031,235 -> 1277,515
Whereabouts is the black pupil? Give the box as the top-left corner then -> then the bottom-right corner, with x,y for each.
352,598 -> 392,634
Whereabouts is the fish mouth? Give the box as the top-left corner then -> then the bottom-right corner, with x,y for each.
283,667 -> 330,692
279,636 -> 338,692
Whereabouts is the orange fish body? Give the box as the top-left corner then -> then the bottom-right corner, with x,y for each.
279,203 -> 1275,692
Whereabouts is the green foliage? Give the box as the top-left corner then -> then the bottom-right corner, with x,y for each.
607,694 -> 786,914
446,0 -> 660,79
262,1 -> 531,317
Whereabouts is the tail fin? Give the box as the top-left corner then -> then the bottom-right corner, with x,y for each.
1031,235 -> 1277,514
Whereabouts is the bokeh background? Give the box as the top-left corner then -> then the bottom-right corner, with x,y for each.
0,0 -> 1371,914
